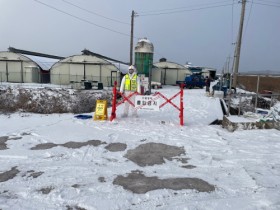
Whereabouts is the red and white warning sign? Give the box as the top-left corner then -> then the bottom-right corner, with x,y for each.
135,95 -> 160,111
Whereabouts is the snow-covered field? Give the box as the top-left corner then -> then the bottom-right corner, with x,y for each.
0,86 -> 280,210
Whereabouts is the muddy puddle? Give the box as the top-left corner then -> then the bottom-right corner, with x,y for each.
66,205 -> 86,210
0,136 -> 9,150
0,167 -> 20,182
0,136 -> 22,150
31,140 -> 106,150
105,143 -> 127,152
124,142 -> 186,166
113,171 -> 215,194
114,143 -> 212,194
38,186 -> 54,194
23,170 -> 44,178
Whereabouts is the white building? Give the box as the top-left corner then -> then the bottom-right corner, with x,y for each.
0,51 -> 59,83
50,54 -> 122,87
153,59 -> 192,85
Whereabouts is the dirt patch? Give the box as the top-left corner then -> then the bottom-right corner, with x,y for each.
30,140 -> 106,150
66,205 -> 87,210
98,177 -> 106,183
105,143 -> 127,152
71,184 -> 81,188
21,132 -> 31,136
173,157 -> 189,164
31,143 -> 57,150
8,137 -> 22,140
28,171 -> 44,178
38,186 -> 54,194
113,171 -> 215,194
0,190 -> 17,199
181,165 -> 196,169
0,136 -> 9,150
63,140 -> 105,148
124,142 -> 185,166
0,190 -> 8,194
0,136 -> 22,150
22,170 -> 44,179
0,167 -> 20,182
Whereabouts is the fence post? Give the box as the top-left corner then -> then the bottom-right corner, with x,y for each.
254,75 -> 260,111
110,81 -> 117,121
59,73 -> 61,87
227,94 -> 230,116
270,95 -> 273,109
238,93 -> 241,116
180,83 -> 184,126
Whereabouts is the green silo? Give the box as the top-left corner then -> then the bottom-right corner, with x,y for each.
134,38 -> 154,77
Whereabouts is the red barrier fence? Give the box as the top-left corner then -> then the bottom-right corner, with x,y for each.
110,82 -> 184,126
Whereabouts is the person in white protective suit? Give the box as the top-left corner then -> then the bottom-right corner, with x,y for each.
119,65 -> 141,117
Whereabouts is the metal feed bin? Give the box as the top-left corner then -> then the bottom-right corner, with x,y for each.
84,81 -> 92,90
98,82 -> 103,90
135,38 -> 154,77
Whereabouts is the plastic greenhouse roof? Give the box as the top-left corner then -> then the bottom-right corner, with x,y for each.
23,54 -> 60,71
106,60 -> 129,74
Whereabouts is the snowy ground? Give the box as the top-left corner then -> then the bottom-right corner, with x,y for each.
0,86 -> 280,210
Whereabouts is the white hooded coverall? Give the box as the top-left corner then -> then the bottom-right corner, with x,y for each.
120,71 -> 141,117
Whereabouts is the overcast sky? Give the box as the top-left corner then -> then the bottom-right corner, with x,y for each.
0,0 -> 279,72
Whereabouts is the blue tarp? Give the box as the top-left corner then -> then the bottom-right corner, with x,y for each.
74,114 -> 92,119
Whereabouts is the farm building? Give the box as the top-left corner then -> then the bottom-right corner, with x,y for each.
153,58 -> 192,85
0,49 -> 60,83
50,50 -> 125,87
186,65 -> 216,79
202,68 -> 217,79
82,49 -> 129,75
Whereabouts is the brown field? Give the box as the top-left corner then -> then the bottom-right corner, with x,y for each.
237,75 -> 280,94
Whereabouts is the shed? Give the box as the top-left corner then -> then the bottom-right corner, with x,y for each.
0,51 -> 59,83
202,68 -> 217,79
186,65 -> 216,79
50,54 -> 121,87
153,59 -> 192,85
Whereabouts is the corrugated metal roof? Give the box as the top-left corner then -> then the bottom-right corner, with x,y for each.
23,54 -> 60,71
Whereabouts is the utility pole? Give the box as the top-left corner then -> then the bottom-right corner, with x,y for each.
130,10 -> 135,65
232,0 -> 246,88
227,56 -> 231,74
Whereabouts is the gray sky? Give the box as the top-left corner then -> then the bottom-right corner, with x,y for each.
0,0 -> 279,72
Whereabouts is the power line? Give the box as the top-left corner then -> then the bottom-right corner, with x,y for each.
138,0 -> 234,14
255,0 -> 280,5
252,1 -> 280,7
138,3 -> 236,16
244,0 -> 254,35
61,0 -> 130,25
33,0 -> 131,37
231,0 -> 235,45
